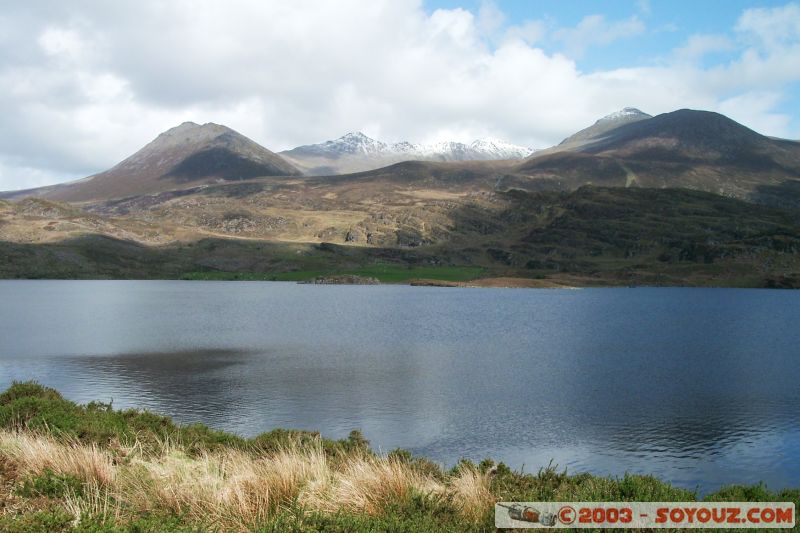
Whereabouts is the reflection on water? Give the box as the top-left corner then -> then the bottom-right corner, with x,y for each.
1,280 -> 798,493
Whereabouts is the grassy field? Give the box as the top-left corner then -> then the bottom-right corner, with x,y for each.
181,264 -> 484,283
0,382 -> 797,532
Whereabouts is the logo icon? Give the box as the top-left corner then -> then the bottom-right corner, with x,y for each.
558,505 -> 576,525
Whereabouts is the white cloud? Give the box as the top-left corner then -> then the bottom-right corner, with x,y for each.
736,3 -> 800,49
674,34 -> 734,62
702,3 -> 800,92
477,0 -> 505,38
0,158 -> 72,192
552,15 -> 645,58
0,1 -> 798,191
38,28 -> 87,59
718,92 -> 792,135
503,19 -> 547,45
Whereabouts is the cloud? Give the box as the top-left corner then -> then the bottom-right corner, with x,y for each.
0,158 -> 71,192
708,3 -> 800,91
718,92 -> 792,135
0,1 -> 798,191
674,34 -> 735,62
503,19 -> 547,45
477,0 -> 505,38
736,3 -> 800,49
552,15 -> 646,58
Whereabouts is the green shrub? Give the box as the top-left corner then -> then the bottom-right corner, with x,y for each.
388,448 -> 446,481
0,508 -> 73,532
0,381 -> 244,454
16,469 -> 84,499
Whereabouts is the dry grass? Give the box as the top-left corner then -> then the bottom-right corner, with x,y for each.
0,430 -> 494,530
301,455 -> 441,515
0,431 -> 115,486
448,465 -> 494,522
123,445 -> 331,529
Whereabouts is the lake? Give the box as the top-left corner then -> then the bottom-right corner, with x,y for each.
1,280 -> 798,494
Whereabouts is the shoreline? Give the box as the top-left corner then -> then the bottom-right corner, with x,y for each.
1,275 -> 797,290
1,382 -> 798,531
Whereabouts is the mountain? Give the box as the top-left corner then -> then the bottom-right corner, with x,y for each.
280,132 -> 534,175
3,108 -> 800,286
578,109 -> 797,163
556,107 -> 652,149
3,122 -> 301,203
516,108 -> 800,203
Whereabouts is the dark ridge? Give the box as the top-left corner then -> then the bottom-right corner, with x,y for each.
284,144 -> 345,159
751,179 -> 800,211
164,147 -> 293,182
516,152 -> 628,183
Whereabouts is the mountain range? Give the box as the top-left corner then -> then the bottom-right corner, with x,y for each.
280,132 -> 534,175
5,106 -> 799,205
1,107 -> 799,287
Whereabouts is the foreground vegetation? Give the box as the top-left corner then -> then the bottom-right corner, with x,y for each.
0,382 -> 798,532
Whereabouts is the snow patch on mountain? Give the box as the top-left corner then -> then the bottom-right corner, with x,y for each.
599,108 -> 651,122
287,132 -> 534,161
468,137 -> 535,159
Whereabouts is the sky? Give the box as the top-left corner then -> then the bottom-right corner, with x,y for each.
0,1 -> 798,191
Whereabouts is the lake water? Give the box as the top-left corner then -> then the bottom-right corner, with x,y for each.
1,280 -> 798,494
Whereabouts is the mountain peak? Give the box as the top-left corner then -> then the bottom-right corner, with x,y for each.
557,107 -> 653,148
165,121 -> 226,133
323,131 -> 387,156
339,131 -> 373,140
599,108 -> 651,122
148,122 -> 240,153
